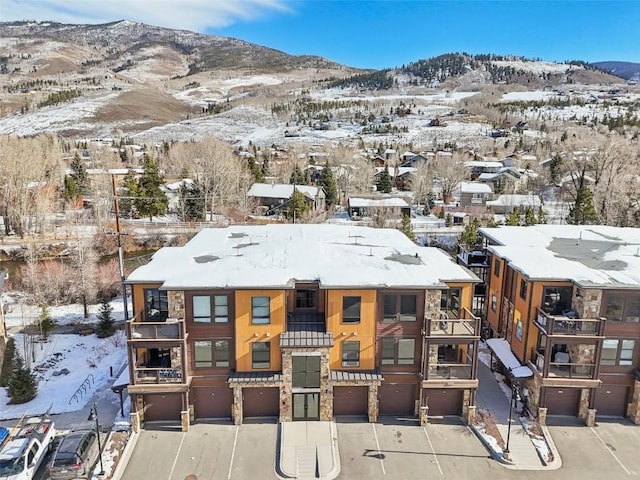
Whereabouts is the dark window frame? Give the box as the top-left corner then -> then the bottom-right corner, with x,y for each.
383,294 -> 417,322
144,288 -> 168,321
601,338 -> 636,366
193,339 -> 230,368
342,296 -> 361,324
602,291 -> 640,323
541,286 -> 573,315
295,289 -> 318,310
440,288 -> 461,317
252,341 -> 271,369
292,356 -> 321,388
493,257 -> 500,277
341,340 -> 360,367
251,296 -> 271,325
381,337 -> 416,365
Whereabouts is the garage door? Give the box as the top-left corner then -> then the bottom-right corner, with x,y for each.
193,386 -> 232,419
596,385 -> 629,417
379,383 -> 416,416
424,389 -> 463,416
243,387 -> 279,418
545,387 -> 580,416
333,386 -> 368,416
144,394 -> 182,422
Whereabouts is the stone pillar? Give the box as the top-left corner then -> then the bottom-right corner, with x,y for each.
525,376 -> 542,414
168,291 -> 185,319
232,387 -> 243,425
180,410 -> 190,432
368,384 -> 379,423
578,388 -> 590,421
320,349 -> 332,421
130,412 -> 140,433
462,389 -> 471,417
466,405 -> 477,426
627,379 -> 640,425
538,407 -> 547,426
585,408 -> 597,427
419,405 -> 429,426
280,351 -> 293,422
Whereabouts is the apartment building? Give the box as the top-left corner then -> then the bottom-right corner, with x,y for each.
124,224 -> 480,430
478,225 -> 640,425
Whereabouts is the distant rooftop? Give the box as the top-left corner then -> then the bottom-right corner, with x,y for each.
127,224 -> 478,289
481,225 -> 640,288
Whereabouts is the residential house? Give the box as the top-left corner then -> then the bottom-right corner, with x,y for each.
374,166 -> 417,191
124,225 -> 480,431
485,194 -> 542,215
478,225 -> 640,426
247,183 -> 326,215
347,196 -> 411,220
478,167 -> 535,194
458,182 -> 492,208
464,161 -> 503,181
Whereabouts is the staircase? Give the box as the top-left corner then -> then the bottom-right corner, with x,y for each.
296,446 -> 318,479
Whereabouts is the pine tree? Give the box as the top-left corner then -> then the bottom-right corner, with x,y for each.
319,161 -> 338,207
289,165 -> 305,185
39,304 -> 55,340
63,175 -> 79,201
458,218 -> 480,250
120,170 -> 138,217
445,213 -> 453,227
567,186 -> 598,225
376,168 -> 393,193
178,180 -> 205,222
507,207 -> 521,226
248,157 -> 265,183
536,206 -> 547,224
524,206 -> 536,226
399,214 -> 416,243
95,299 -> 116,338
134,155 -> 168,221
286,188 -> 310,221
7,352 -> 38,404
0,337 -> 16,387
70,153 -> 89,194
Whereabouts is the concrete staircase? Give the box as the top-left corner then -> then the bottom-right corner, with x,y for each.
296,446 -> 318,478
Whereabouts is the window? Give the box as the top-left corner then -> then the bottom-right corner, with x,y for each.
493,258 -> 500,277
292,356 -> 321,388
601,339 -> 635,366
342,296 -> 361,324
383,294 -> 417,322
251,297 -> 270,324
341,341 -> 360,367
214,296 -> 229,323
519,280 -> 528,300
194,340 -> 230,368
295,290 -> 317,309
252,342 -> 270,369
541,286 -> 573,315
192,295 -> 228,323
144,289 -> 168,321
491,294 -> 497,312
381,338 -> 415,365
440,288 -> 461,317
602,292 -> 640,322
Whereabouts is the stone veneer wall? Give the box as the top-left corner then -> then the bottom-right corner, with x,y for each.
280,347 -> 332,422
573,288 -> 602,319
525,374 -> 542,414
568,344 -> 596,376
424,290 -> 442,379
628,379 -> 640,424
168,291 -> 186,319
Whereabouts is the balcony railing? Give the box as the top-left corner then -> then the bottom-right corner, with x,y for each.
134,367 -> 184,384
532,351 -> 596,379
127,318 -> 186,340
534,308 -> 604,336
287,311 -> 326,332
427,363 -> 473,380
427,307 -> 480,337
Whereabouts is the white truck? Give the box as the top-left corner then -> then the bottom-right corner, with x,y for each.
0,414 -> 56,480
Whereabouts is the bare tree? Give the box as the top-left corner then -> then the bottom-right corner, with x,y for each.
431,152 -> 468,204
71,229 -> 98,318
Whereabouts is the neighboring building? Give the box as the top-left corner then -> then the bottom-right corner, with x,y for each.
347,196 -> 411,220
464,161 -> 503,180
478,225 -> 640,425
459,182 -> 492,208
124,225 -> 480,431
247,183 -> 326,214
485,194 -> 542,215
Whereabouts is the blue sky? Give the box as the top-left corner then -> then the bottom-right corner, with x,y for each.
3,1 -> 640,69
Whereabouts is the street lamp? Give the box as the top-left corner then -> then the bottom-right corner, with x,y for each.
88,404 -> 105,476
504,381 -> 520,458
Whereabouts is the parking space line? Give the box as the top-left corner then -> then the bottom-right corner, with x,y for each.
167,431 -> 187,480
371,423 -> 386,475
423,427 -> 443,476
590,427 -> 631,476
227,425 -> 239,480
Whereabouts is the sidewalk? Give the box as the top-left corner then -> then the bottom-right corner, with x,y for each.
474,360 -> 562,470
278,421 -> 340,480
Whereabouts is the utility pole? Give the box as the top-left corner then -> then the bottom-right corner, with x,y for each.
111,174 -> 129,321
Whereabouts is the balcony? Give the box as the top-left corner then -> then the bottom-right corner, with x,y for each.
427,307 -> 481,337
534,308 -> 605,336
127,317 -> 186,341
287,312 -> 326,333
134,367 -> 183,384
532,350 -> 596,379
427,363 -> 473,380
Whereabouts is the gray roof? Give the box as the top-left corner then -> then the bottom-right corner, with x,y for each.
330,370 -> 383,382
280,331 -> 333,348
228,372 -> 283,384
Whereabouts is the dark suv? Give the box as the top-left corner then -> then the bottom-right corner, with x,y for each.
49,430 -> 99,480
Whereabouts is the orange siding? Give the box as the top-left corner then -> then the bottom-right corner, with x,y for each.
512,273 -> 530,360
130,283 -> 162,321
234,290 -> 286,372
487,256 -> 503,333
326,290 -> 376,370
446,282 -> 474,313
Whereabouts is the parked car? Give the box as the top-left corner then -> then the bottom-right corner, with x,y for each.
48,430 -> 99,480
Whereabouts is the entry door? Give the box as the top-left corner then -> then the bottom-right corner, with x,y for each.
293,393 -> 320,420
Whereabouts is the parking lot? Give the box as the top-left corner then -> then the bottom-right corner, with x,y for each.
120,416 -> 640,480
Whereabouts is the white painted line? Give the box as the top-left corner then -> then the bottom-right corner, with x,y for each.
167,432 -> 186,480
423,427 -> 443,476
372,423 -> 386,475
590,427 -> 631,476
228,425 -> 240,480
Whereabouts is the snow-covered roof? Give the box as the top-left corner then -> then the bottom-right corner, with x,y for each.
247,183 -> 322,200
486,194 -> 541,208
480,225 -> 640,288
164,179 -> 194,191
486,338 -> 533,378
459,182 -> 492,194
464,160 -> 503,168
127,225 -> 479,289
348,197 -> 409,208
